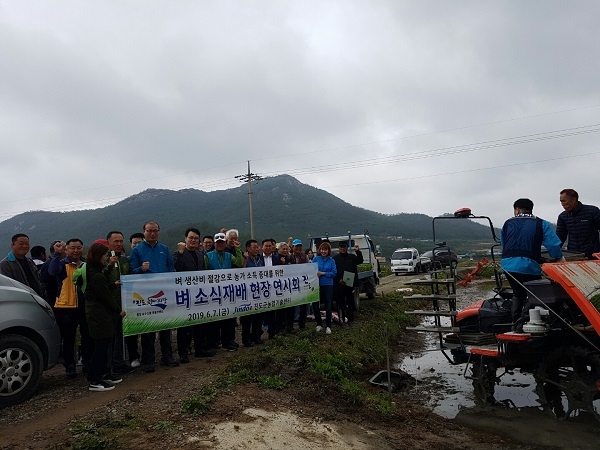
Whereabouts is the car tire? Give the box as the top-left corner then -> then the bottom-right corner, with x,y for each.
0,334 -> 44,408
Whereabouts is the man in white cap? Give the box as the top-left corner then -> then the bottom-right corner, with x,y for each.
204,232 -> 243,351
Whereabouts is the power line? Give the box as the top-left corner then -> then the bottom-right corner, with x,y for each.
322,150 -> 600,189
1,119 -> 599,220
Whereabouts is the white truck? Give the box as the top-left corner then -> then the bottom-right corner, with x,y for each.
309,232 -> 379,309
390,247 -> 431,275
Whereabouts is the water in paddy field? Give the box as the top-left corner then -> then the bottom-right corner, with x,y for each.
396,285 -> 600,449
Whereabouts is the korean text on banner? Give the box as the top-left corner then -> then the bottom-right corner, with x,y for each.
120,263 -> 319,336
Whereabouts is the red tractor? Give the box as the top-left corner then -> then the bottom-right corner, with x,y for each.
405,209 -> 600,422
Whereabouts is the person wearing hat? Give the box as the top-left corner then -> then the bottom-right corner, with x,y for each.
204,231 -> 244,351
333,241 -> 363,326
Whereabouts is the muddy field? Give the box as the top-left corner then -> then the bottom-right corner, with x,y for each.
1,274 -> 598,449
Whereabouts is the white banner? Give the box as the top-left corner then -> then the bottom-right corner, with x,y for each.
121,264 -> 319,336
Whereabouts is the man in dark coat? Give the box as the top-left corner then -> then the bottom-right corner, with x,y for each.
556,188 -> 600,259
333,241 -> 363,325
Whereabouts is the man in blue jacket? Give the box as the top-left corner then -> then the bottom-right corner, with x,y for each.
501,198 -> 563,330
129,221 -> 179,372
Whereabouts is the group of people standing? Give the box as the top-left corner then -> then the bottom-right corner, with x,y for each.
0,221 -> 365,392
500,188 -> 600,331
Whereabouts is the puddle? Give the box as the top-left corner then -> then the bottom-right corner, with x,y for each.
398,332 -> 538,419
397,285 -> 600,449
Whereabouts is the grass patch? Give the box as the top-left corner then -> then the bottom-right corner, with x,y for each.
210,292 -> 425,417
70,412 -> 145,450
182,386 -> 217,415
258,374 -> 289,390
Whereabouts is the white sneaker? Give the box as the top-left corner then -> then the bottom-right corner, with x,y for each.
316,326 -> 322,332
325,327 -> 332,335
89,381 -> 115,392
130,359 -> 141,368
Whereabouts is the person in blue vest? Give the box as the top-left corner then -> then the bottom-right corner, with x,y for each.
129,221 -> 179,372
204,232 -> 243,351
500,198 -> 563,331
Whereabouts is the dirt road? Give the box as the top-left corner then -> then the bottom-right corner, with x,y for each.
0,274 -> 563,450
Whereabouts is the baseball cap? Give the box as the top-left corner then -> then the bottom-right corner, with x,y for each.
292,239 -> 302,246
338,241 -> 348,248
214,233 -> 226,242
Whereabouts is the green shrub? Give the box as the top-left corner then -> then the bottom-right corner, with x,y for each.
182,386 -> 217,415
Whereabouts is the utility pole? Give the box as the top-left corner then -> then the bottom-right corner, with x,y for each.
235,161 -> 262,239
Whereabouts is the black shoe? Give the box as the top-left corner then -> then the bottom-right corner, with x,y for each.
102,373 -> 123,384
242,340 -> 253,348
160,357 -> 180,367
231,341 -> 240,348
180,356 -> 190,364
142,364 -> 156,373
89,381 -> 115,392
251,338 -> 263,345
195,348 -> 217,357
222,343 -> 238,352
113,364 -> 136,374
66,364 -> 77,379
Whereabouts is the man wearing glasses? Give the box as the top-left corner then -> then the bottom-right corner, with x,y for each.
129,221 -> 178,372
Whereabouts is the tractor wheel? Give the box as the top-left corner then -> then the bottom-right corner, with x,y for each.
535,346 -> 600,423
471,359 -> 497,404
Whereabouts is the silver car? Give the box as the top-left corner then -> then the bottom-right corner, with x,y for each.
0,274 -> 61,407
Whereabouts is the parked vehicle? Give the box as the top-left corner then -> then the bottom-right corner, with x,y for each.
309,231 -> 379,308
0,274 -> 61,407
404,208 -> 600,422
422,249 -> 458,269
390,247 -> 431,275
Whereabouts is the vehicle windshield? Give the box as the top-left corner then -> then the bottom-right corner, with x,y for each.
392,251 -> 412,260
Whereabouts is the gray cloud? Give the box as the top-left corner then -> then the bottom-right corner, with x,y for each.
0,0 -> 599,230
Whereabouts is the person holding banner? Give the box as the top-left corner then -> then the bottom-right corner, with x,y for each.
129,221 -> 179,372
173,227 -> 216,362
261,238 -> 281,339
241,239 -> 265,346
312,241 -> 337,335
287,239 -> 309,331
205,232 -> 244,351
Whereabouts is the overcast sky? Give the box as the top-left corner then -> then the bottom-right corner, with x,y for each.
2,1 -> 600,231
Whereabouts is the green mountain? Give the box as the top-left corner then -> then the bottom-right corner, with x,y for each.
0,175 -> 497,256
